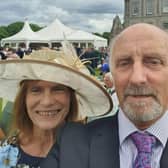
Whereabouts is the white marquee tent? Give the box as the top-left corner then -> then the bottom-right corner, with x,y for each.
1,18 -> 107,49
36,18 -> 75,41
67,30 -> 107,48
1,20 -> 48,49
37,18 -> 107,48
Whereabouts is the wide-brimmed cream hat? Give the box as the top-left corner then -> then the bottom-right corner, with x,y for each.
0,44 -> 112,117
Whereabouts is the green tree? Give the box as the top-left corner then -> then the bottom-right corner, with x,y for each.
102,32 -> 110,39
102,32 -> 111,44
93,32 -> 111,44
6,22 -> 42,37
93,32 -> 102,37
93,32 -> 111,41
0,26 -> 9,40
0,21 -> 43,42
6,22 -> 24,36
30,23 -> 42,32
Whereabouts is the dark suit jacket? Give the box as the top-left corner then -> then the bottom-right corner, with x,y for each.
40,114 -> 168,168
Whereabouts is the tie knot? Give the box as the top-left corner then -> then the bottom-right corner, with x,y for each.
130,132 -> 156,153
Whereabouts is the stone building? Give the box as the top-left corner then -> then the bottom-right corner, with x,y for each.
124,0 -> 168,31
110,15 -> 124,40
110,0 -> 168,41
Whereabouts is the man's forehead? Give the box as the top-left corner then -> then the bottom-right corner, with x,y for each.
113,32 -> 168,56
115,24 -> 168,44
117,33 -> 166,46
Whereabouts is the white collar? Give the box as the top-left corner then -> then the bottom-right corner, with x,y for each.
119,108 -> 168,147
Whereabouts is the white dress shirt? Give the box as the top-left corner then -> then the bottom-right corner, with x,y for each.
119,108 -> 168,168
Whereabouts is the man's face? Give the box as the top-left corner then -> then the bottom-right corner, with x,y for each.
111,26 -> 168,129
104,73 -> 113,88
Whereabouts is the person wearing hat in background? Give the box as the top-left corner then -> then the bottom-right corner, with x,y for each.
41,23 -> 168,168
103,72 -> 119,115
103,72 -> 115,95
87,72 -> 118,122
0,43 -> 112,168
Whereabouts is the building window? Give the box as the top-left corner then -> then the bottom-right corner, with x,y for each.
147,22 -> 153,25
163,22 -> 168,28
131,0 -> 140,16
162,0 -> 168,13
146,0 -> 153,15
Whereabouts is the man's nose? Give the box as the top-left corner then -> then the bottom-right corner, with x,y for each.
129,62 -> 147,85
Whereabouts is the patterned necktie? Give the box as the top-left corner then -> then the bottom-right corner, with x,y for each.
130,132 -> 156,168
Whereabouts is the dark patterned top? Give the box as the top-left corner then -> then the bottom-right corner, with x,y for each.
0,135 -> 45,168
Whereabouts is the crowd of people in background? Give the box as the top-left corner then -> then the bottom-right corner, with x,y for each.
75,46 -> 110,76
0,45 -> 111,80
0,46 -> 32,60
0,45 -> 111,90
0,46 -> 109,65
0,45 -> 111,86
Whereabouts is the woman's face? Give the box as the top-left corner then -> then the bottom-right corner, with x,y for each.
26,80 -> 71,130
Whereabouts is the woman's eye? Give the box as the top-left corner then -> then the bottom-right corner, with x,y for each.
30,87 -> 41,93
52,86 -> 67,92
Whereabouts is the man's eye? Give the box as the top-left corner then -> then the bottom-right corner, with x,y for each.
117,59 -> 132,67
144,58 -> 163,65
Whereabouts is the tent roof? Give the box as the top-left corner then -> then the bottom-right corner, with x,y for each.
37,18 -> 107,44
36,18 -> 75,41
1,20 -> 46,42
67,30 -> 107,42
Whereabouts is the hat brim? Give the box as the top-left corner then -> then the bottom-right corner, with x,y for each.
0,59 -> 113,117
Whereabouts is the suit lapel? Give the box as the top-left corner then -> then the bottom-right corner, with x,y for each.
89,115 -> 120,168
160,139 -> 168,168
59,123 -> 89,168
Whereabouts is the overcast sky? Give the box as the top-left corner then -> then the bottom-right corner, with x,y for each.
0,0 -> 124,33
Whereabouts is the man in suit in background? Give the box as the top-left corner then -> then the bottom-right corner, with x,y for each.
41,23 -> 168,168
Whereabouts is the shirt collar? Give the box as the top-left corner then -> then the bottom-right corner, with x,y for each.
119,108 -> 168,147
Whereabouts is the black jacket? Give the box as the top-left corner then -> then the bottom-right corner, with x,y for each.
40,115 -> 168,168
